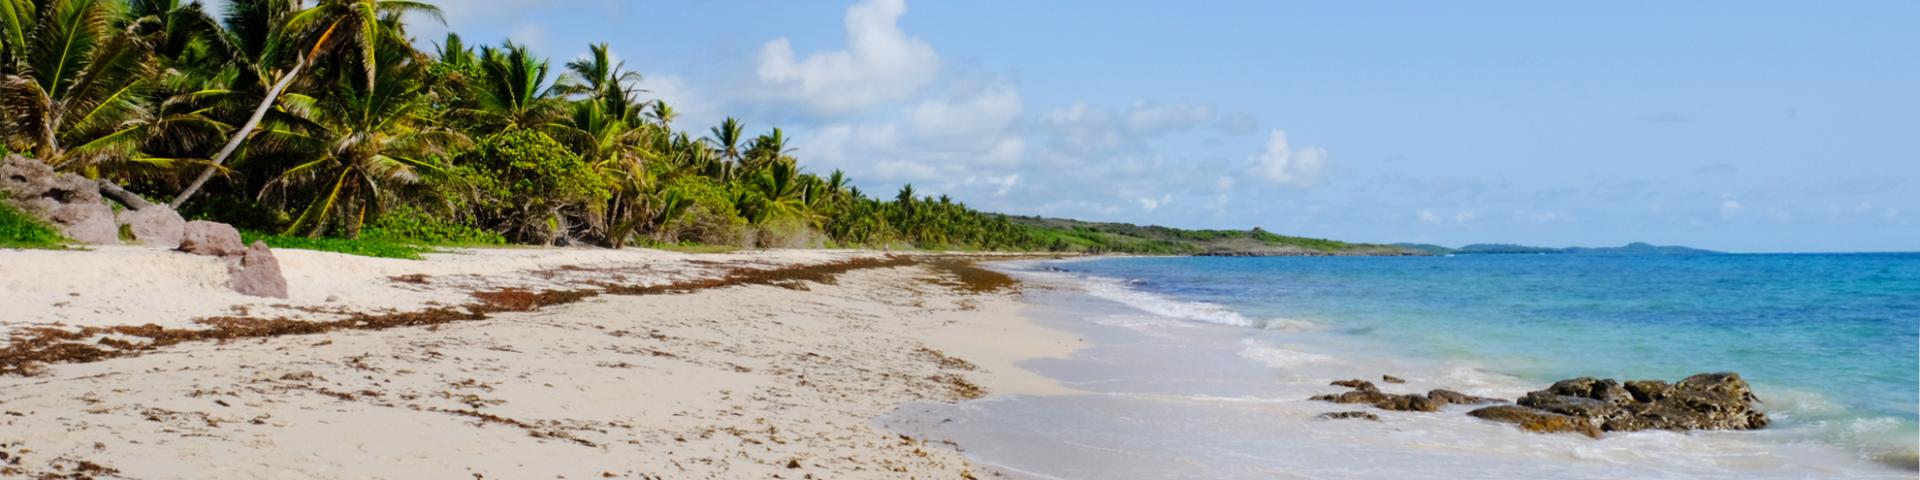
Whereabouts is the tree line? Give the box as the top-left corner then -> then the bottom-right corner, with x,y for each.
0,0 -> 1052,251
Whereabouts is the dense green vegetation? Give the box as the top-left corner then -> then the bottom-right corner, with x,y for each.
1011,217 -> 1405,255
0,202 -> 65,249
0,0 -> 1403,256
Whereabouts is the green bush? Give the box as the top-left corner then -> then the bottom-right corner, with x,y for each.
658,176 -> 747,246
364,204 -> 506,246
464,129 -> 609,208
0,202 -> 64,249
460,129 -> 610,243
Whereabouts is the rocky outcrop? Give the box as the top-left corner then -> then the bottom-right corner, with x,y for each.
229,241 -> 288,299
1311,380 -> 1505,413
1469,373 -> 1768,438
117,205 -> 186,247
1317,411 -> 1381,421
179,221 -> 246,257
0,155 -> 117,244
1381,374 -> 1406,384
1467,405 -> 1602,438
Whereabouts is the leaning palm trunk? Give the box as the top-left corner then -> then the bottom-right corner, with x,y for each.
169,58 -> 306,209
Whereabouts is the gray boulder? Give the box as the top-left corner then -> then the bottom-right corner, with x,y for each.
1,155 -> 117,244
117,205 -> 187,247
230,241 -> 288,298
179,220 -> 246,257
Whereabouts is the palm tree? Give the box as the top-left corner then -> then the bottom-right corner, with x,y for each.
470,41 -> 563,132
170,0 -> 442,209
254,38 -> 463,237
707,117 -> 743,163
0,0 -> 155,173
742,127 -> 791,172
647,100 -> 675,130
556,42 -> 641,106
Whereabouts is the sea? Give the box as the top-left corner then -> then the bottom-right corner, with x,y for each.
881,253 -> 1920,479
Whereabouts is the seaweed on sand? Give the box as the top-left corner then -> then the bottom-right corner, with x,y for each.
0,255 -> 993,376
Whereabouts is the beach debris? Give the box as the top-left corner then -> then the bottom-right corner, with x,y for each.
1467,405 -> 1603,438
1312,380 -> 1506,412
1473,373 -> 1769,435
1316,411 -> 1381,421
231,241 -> 289,299
116,205 -> 187,247
178,221 -> 246,257
1381,374 -> 1406,384
1,155 -> 118,244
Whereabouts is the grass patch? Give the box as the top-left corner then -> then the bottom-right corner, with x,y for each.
241,232 -> 433,260
645,241 -> 741,254
0,202 -> 65,249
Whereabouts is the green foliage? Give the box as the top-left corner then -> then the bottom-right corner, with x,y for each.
241,231 -> 432,260
658,176 -> 746,246
0,202 -> 65,249
465,129 -> 608,207
0,1 -> 1397,256
362,204 -> 505,246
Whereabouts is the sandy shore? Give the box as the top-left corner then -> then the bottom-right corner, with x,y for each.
0,246 -> 1083,478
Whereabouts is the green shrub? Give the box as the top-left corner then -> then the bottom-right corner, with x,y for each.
658,176 -> 747,246
364,204 -> 506,246
460,129 -> 610,243
0,202 -> 64,249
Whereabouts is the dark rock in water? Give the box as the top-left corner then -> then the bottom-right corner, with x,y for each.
1,155 -> 118,244
1508,373 -> 1767,434
230,241 -> 288,299
1468,405 -> 1603,439
1318,411 -> 1381,421
1381,375 -> 1406,384
1375,393 -> 1442,412
1428,389 -> 1503,406
179,221 -> 246,257
1313,381 -> 1441,412
1331,379 -> 1378,391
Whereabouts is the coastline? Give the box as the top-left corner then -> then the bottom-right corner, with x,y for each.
0,246 -> 1085,478
899,256 -> 1916,478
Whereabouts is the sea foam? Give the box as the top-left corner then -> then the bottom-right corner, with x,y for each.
1079,276 -> 1320,331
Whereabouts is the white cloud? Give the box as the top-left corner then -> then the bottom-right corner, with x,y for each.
906,83 -> 1023,146
1719,199 -> 1744,219
1250,129 -> 1328,188
1125,101 -> 1215,135
1417,210 -> 1441,224
753,0 -> 940,115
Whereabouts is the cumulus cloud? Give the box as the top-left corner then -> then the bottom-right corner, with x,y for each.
1124,101 -> 1215,135
906,82 -> 1023,147
753,0 -> 940,115
1250,129 -> 1328,188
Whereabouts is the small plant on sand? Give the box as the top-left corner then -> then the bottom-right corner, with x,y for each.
0,203 -> 64,249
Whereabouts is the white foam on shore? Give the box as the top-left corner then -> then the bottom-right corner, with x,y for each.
1236,338 -> 1337,368
1078,275 -> 1321,331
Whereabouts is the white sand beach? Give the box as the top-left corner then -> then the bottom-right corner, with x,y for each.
0,246 -> 1082,479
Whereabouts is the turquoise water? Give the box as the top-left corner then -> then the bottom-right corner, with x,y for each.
1055,253 -> 1920,466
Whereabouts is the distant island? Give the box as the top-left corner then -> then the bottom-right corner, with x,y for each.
1392,242 -> 1722,256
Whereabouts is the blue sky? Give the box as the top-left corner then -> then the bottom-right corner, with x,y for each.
402,0 -> 1915,252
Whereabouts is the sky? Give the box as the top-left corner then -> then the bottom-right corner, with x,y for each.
394,0 -> 1914,252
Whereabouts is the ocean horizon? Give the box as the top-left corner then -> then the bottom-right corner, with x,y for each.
888,253 -> 1919,478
